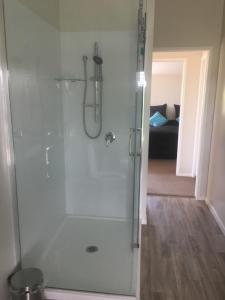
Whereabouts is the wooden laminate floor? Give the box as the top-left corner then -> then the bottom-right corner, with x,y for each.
141,196 -> 225,300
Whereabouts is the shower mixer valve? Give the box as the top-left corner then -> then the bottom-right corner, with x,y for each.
105,132 -> 116,146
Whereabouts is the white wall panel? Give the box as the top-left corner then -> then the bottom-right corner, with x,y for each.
60,31 -> 136,218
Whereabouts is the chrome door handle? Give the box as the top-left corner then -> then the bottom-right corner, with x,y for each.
136,128 -> 142,157
130,127 -> 142,250
129,128 -> 135,156
129,128 -> 142,157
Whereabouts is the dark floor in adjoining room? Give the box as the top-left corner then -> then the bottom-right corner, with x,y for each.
140,196 -> 225,300
148,160 -> 196,197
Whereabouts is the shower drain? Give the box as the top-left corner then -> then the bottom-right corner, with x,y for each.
86,245 -> 99,253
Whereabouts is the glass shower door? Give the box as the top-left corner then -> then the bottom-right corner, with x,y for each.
132,0 -> 146,249
4,0 -> 145,296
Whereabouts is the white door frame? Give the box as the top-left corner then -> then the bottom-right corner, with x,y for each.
193,52 -> 210,197
149,57 -> 187,177
150,47 -> 213,200
140,0 -> 155,225
176,58 -> 187,177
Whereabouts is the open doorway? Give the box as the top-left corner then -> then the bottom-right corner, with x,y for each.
147,50 -> 209,198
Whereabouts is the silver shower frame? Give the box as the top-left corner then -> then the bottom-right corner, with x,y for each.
0,0 -> 21,280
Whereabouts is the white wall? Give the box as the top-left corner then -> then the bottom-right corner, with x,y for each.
59,3 -> 140,294
58,0 -> 138,219
18,0 -> 60,29
59,0 -> 138,32
60,31 -> 136,219
154,0 -> 224,49
4,0 -> 65,269
207,13 -> 225,233
153,0 -> 225,198
151,73 -> 182,119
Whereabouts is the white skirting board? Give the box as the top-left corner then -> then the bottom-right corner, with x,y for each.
45,289 -> 137,300
206,200 -> 225,236
175,172 -> 195,177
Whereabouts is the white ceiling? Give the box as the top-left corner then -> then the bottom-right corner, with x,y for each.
152,61 -> 183,75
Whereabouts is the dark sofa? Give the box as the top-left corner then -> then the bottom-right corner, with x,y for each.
149,120 -> 179,159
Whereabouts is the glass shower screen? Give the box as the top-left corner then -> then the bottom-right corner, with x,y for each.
4,0 -> 144,295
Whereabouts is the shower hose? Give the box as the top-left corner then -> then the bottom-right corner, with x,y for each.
82,55 -> 103,139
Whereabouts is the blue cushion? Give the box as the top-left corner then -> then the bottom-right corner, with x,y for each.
150,112 -> 168,127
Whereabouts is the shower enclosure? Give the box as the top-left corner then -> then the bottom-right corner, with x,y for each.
3,0 -> 146,296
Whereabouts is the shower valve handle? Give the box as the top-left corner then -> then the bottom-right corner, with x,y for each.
105,132 -> 116,146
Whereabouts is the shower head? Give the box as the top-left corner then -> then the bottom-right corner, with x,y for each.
93,56 -> 103,65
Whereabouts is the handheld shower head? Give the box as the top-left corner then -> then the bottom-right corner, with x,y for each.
93,56 -> 103,65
